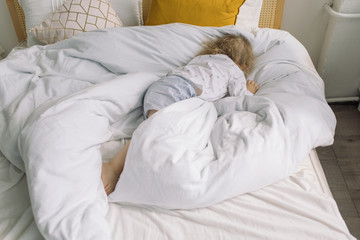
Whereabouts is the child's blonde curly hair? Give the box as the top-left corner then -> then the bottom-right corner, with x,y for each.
198,34 -> 254,77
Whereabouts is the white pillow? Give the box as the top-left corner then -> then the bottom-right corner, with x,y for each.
236,0 -> 263,29
108,0 -> 141,26
19,0 -> 142,46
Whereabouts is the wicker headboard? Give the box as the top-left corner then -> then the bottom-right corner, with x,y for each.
6,0 -> 285,43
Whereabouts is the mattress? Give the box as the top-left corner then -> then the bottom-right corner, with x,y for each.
0,149 -> 355,239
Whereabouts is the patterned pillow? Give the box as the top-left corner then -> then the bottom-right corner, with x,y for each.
30,0 -> 123,44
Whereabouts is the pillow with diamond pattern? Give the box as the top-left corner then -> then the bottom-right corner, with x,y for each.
30,0 -> 123,44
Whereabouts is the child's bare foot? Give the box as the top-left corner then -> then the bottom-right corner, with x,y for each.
246,80 -> 259,94
101,162 -> 119,195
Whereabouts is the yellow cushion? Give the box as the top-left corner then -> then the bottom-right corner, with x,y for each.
145,0 -> 246,27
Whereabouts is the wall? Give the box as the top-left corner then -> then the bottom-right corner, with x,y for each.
0,0 -> 19,57
281,0 -> 333,68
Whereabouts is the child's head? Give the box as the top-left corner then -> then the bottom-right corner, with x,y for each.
199,34 -> 254,77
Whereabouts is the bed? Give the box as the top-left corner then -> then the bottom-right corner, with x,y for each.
0,0 -> 356,239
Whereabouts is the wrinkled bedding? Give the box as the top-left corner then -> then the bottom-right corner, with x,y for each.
0,24 -> 336,239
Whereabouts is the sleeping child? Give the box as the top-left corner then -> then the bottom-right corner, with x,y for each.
101,34 -> 259,195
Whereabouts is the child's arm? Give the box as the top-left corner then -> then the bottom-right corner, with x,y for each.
228,70 -> 253,96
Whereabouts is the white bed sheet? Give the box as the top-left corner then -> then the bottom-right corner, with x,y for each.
0,149 -> 355,240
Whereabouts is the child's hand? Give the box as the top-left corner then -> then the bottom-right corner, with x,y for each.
246,80 -> 259,94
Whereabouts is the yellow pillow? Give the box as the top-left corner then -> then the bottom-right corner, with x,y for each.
145,0 -> 246,27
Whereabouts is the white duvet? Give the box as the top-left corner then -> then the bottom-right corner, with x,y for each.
0,24 -> 336,239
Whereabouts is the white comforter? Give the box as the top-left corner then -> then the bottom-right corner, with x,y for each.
0,24 -> 336,239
